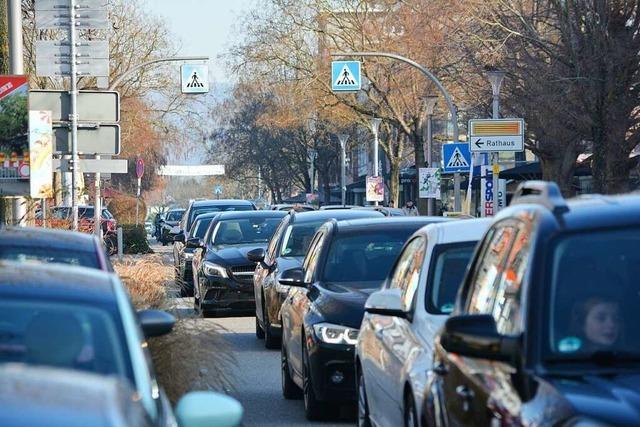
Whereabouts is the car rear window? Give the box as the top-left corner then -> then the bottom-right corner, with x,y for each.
0,246 -> 100,269
425,242 -> 477,314
165,210 -> 184,221
189,205 -> 254,226
212,218 -> 282,245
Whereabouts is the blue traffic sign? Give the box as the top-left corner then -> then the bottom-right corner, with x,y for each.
331,61 -> 361,92
181,64 -> 209,94
214,185 -> 223,195
442,143 -> 471,174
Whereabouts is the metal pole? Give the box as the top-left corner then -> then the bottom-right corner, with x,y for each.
492,93 -> 500,216
117,226 -> 123,262
8,0 -> 26,225
370,118 -> 382,206
69,0 -> 79,230
427,113 -> 434,215
338,135 -> 349,206
94,155 -> 102,239
135,177 -> 141,226
109,56 -> 210,90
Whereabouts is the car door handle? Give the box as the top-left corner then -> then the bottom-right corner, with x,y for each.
432,363 -> 448,376
455,385 -> 474,412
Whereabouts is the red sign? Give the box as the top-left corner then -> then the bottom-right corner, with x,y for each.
135,158 -> 144,179
0,75 -> 28,101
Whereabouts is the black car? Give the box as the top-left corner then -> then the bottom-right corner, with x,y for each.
173,212 -> 218,297
279,217 -> 449,420
253,209 -> 384,348
159,208 -> 185,245
173,199 -> 257,267
0,226 -> 113,271
191,210 -> 287,317
425,181 -> 640,427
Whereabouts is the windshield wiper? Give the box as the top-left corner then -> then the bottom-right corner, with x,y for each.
546,350 -> 640,366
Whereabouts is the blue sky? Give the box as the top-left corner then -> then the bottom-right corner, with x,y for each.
152,0 -> 255,85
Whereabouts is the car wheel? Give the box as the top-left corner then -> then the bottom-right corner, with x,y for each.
256,317 -> 265,339
303,344 -> 327,420
357,366 -> 372,427
264,308 -> 280,349
404,391 -> 419,427
162,240 -> 167,246
281,344 -> 302,399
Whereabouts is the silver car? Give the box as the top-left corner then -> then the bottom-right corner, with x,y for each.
355,218 -> 492,427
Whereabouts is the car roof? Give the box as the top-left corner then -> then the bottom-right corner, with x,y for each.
0,261 -> 116,304
166,208 -> 185,212
191,199 -> 254,207
291,209 -> 383,223
333,216 -> 452,233
0,227 -> 97,252
213,210 -> 287,220
419,217 -> 493,244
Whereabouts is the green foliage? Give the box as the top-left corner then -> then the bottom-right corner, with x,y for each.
0,90 -> 28,154
121,224 -> 152,254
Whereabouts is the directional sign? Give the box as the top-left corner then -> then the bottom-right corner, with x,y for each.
30,90 -> 119,123
181,64 -> 209,94
157,165 -> 225,176
35,59 -> 109,77
442,143 -> 471,174
53,125 -> 120,155
35,9 -> 109,29
136,158 -> 145,179
468,119 -> 525,153
35,0 -> 108,10
53,158 -> 128,174
331,61 -> 361,92
36,40 -> 109,59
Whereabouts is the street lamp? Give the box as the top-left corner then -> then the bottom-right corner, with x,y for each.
424,95 -> 438,215
369,118 -> 382,206
337,134 -> 349,206
486,69 -> 506,217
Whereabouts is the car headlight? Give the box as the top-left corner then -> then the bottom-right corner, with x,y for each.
203,261 -> 228,278
313,322 -> 359,345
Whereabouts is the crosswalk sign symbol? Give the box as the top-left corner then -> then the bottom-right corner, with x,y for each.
442,143 -> 472,174
181,64 -> 209,94
331,61 -> 361,92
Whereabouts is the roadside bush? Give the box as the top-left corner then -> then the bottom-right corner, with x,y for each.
115,256 -> 169,309
108,194 -> 146,224
121,224 -> 152,254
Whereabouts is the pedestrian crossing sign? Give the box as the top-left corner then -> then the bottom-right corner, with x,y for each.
181,64 -> 209,94
442,143 -> 471,174
331,61 -> 361,92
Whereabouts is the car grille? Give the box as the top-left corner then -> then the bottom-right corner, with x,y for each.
230,264 -> 257,284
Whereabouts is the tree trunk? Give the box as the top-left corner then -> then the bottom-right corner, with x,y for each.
540,145 -> 578,197
388,159 -> 400,208
411,124 -> 426,214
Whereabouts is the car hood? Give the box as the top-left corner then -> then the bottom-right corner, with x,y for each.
311,282 -> 380,329
546,374 -> 640,425
205,243 -> 268,266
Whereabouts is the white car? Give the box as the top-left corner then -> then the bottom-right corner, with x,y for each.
355,218 -> 492,427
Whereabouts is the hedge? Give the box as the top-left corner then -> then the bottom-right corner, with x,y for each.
121,224 -> 153,254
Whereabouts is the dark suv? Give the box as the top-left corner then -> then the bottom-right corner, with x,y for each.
426,181 -> 640,427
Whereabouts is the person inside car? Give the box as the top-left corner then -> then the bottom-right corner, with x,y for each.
571,296 -> 622,351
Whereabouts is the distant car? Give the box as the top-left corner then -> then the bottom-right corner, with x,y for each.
191,210 -> 287,317
355,218 -> 492,427
279,217 -> 450,420
319,204 -> 358,210
0,226 -> 113,271
354,206 -> 407,216
145,221 -> 153,235
0,262 -> 243,427
270,204 -> 316,212
38,205 -> 117,234
426,182 -> 640,427
253,209 -> 384,349
159,208 -> 185,245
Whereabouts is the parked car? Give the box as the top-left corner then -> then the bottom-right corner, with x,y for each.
356,218 -> 492,427
279,217 -> 450,420
159,208 -> 185,245
37,205 -> 117,234
319,204 -> 358,210
173,199 -> 257,260
173,211 -> 218,297
0,261 -> 243,426
270,203 -> 316,212
145,221 -> 154,235
354,205 -> 407,216
425,181 -> 640,427
191,210 -> 287,317
253,209 -> 384,349
0,226 -> 113,271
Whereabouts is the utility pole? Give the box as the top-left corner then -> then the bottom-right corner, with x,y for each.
424,95 -> 438,215
69,0 -> 80,230
370,118 -> 382,206
7,0 -> 25,225
487,70 -> 505,216
338,134 -> 348,206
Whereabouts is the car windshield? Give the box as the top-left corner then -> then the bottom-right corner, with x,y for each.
0,300 -> 131,382
189,205 -> 253,226
165,210 -> 184,221
0,246 -> 100,269
547,229 -> 640,364
426,242 -> 477,314
190,217 -> 213,239
322,230 -> 412,286
212,218 -> 282,245
78,208 -> 94,218
280,221 -> 325,257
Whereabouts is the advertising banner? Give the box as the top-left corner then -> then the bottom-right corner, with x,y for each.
0,75 -> 29,196
366,176 -> 384,202
29,110 -> 53,198
480,165 -> 507,217
418,167 -> 441,199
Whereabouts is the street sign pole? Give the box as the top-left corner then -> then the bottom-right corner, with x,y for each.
338,135 -> 349,206
370,118 -> 382,206
136,178 -> 141,226
94,154 -> 101,238
69,0 -> 80,231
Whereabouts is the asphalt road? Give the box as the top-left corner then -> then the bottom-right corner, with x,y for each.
152,241 -> 352,427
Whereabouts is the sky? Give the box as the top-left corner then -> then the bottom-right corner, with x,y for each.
152,0 -> 255,86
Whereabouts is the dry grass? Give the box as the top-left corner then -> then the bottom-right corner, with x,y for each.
114,256 -> 236,404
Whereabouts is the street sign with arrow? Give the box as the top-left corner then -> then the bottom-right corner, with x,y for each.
468,119 -> 525,153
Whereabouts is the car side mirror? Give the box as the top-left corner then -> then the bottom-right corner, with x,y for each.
247,248 -> 266,263
176,391 -> 243,427
439,314 -> 518,362
138,309 -> 175,338
185,237 -> 203,249
279,267 -> 306,287
364,288 -> 410,319
174,233 -> 186,243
